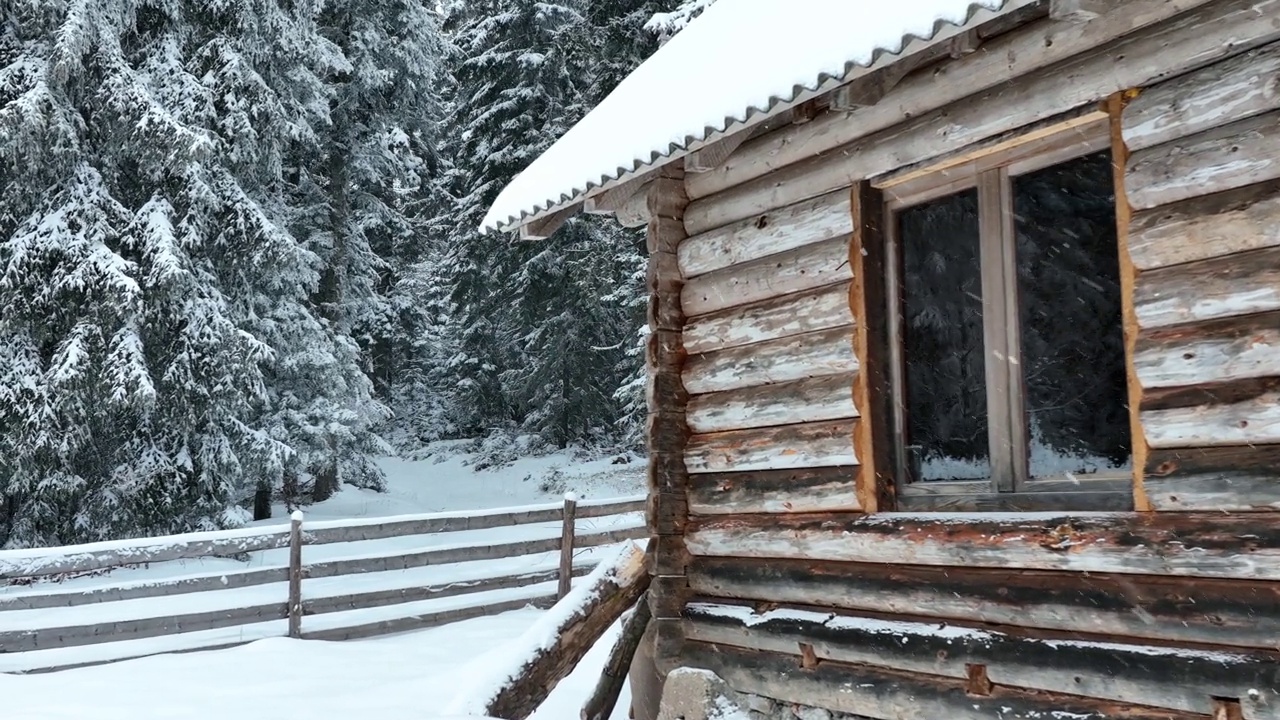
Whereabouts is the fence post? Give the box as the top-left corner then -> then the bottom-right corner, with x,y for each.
558,492 -> 577,599
288,510 -> 303,638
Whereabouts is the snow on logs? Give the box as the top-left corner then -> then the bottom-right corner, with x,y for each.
450,540 -> 650,720
682,282 -> 851,355
681,602 -> 1280,720
683,0 -> 1217,203
682,326 -> 856,396
681,0 -> 1280,235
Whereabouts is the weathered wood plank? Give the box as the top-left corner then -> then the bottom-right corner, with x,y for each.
683,325 -> 855,396
1135,311 -> 1280,390
686,373 -> 857,434
1130,179 -> 1280,271
305,525 -> 645,579
687,467 -> 858,515
301,593 -> 556,642
685,420 -> 856,475
683,603 -> 1280,719
1134,246 -> 1280,329
1127,110 -> 1280,211
302,498 -> 644,546
681,642 -> 1210,720
1142,376 -> 1280,412
1142,391 -> 1280,448
0,565 -> 289,611
682,282 -> 851,355
680,235 -> 851,318
684,0 -> 1280,233
677,190 -> 851,279
304,565 -> 593,617
0,529 -> 291,581
684,0 -> 1219,202
685,512 -> 1280,581
688,555 -> 1280,650
0,601 -> 288,653
1123,41 -> 1280,153
1146,446 -> 1280,511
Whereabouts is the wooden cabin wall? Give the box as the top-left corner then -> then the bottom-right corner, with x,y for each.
651,3 -> 1280,719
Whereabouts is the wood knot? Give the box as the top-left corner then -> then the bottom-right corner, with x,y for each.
1154,461 -> 1177,476
1039,523 -> 1083,551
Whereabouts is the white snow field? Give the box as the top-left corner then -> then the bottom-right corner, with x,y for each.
0,446 -> 647,718
0,609 -> 633,720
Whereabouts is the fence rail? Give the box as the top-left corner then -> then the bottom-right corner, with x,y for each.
0,494 -> 646,673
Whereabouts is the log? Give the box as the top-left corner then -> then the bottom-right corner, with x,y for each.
684,325 -> 855,395
682,281 -> 851,355
685,419 -> 857,474
680,235 -> 852,317
1142,391 -> 1280,448
683,602 -> 1280,719
688,555 -> 1280,650
1146,445 -> 1280,511
1134,311 -> 1280,390
677,189 -> 851,278
685,0 -> 1218,202
580,590 -> 652,720
1134,245 -> 1280,329
681,642 -> 1207,720
1129,178 -> 1280,271
1123,41 -> 1280,153
464,541 -> 651,720
684,0 -> 1280,233
686,373 -> 857,434
685,512 -> 1280,581
1126,110 -> 1280,211
687,466 -> 858,515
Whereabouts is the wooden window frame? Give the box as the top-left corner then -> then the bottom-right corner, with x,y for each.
876,113 -> 1134,512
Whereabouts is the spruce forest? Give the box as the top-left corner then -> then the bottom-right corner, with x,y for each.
0,0 -> 711,547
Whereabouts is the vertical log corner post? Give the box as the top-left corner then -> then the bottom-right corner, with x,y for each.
850,182 -> 894,513
645,165 -> 692,674
288,510 -> 303,638
1108,90 -> 1152,512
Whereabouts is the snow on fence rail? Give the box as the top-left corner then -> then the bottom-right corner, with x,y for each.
0,495 -> 646,673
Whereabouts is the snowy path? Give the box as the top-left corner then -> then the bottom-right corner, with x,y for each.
0,608 -> 632,720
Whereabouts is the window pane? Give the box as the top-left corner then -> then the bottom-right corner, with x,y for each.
1012,151 -> 1131,478
899,189 -> 989,481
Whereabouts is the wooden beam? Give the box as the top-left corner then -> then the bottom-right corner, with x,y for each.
682,281 -> 852,355
688,555 -> 1280,650
684,134 -> 748,173
1049,0 -> 1115,22
830,59 -> 918,112
685,512 -> 1280,581
518,201 -> 581,240
849,183 -> 892,512
583,177 -> 651,215
687,466 -> 858,515
682,642 -> 1211,720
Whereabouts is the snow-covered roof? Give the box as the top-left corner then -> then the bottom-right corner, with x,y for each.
481,0 -> 1030,233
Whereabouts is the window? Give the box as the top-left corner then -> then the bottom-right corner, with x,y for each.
881,122 -> 1133,511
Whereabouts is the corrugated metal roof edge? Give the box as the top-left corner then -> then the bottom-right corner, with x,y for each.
483,0 -> 1040,235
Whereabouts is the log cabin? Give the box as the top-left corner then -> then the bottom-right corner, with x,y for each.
480,0 -> 1280,718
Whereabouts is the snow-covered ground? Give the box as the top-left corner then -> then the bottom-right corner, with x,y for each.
0,609 -> 633,720
1,443 -> 648,718
264,442 -> 645,522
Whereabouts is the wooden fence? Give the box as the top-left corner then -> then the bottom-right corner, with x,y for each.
0,494 -> 646,673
